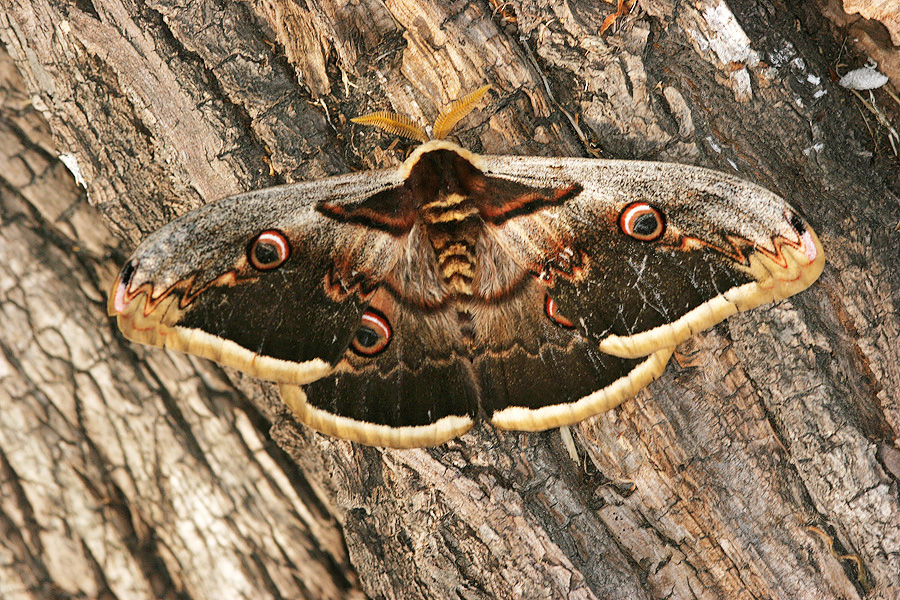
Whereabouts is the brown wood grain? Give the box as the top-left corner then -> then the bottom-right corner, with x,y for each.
1,0 -> 898,598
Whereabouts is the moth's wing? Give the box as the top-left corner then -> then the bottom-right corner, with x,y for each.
470,270 -> 674,431
280,287 -> 479,448
108,168 -> 407,385
477,155 -> 825,359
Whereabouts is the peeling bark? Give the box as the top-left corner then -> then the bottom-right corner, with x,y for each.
1,1 -> 898,599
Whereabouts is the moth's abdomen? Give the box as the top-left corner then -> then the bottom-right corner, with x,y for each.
432,239 -> 477,295
420,192 -> 482,296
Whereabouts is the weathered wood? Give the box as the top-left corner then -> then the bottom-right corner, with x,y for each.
1,0 -> 898,598
0,24 -> 359,600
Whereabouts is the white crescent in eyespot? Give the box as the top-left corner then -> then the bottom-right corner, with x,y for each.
619,203 -> 647,236
361,311 -> 391,339
256,231 -> 290,259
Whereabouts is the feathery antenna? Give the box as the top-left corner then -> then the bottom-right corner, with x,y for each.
350,112 -> 429,143
432,85 -> 492,140
352,85 -> 491,142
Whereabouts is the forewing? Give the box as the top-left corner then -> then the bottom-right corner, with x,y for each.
478,155 -> 825,358
108,168 -> 407,385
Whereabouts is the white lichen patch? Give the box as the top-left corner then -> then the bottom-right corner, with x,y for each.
839,65 -> 889,91
700,1 -> 761,68
59,153 -> 86,188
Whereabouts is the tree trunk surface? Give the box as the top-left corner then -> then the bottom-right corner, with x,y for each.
1,0 -> 898,598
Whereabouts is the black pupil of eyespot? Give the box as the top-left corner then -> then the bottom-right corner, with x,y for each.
633,212 -> 659,236
254,241 -> 280,265
789,213 -> 806,234
355,327 -> 380,348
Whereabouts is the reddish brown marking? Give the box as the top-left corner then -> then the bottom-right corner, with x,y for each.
114,280 -> 180,318
323,264 -> 379,302
113,270 -> 254,318
477,184 -> 582,223
545,294 -> 575,328
318,201 -> 416,235
739,235 -> 790,269
535,246 -> 589,287
674,231 -> 810,271
675,235 -> 748,265
478,192 -> 545,220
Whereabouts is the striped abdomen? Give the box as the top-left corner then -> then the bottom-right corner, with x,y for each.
421,192 -> 481,296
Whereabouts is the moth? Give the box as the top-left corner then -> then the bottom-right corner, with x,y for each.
108,87 -> 825,448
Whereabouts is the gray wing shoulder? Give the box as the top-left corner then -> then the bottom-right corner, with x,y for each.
127,166 -> 406,292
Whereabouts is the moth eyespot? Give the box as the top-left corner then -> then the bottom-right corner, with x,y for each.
249,230 -> 290,270
350,309 -> 392,356
545,294 -> 575,329
619,203 -> 665,241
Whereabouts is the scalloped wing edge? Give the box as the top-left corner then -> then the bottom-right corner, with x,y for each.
277,347 -> 675,447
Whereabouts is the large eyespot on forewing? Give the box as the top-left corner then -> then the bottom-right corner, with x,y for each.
249,230 -> 291,270
350,308 -> 392,356
619,202 -> 665,242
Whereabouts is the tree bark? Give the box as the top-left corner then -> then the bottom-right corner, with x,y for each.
1,1 -> 898,599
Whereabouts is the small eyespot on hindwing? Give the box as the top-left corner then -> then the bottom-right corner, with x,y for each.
350,308 -> 392,356
619,202 -> 665,242
544,294 -> 575,329
249,230 -> 291,270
